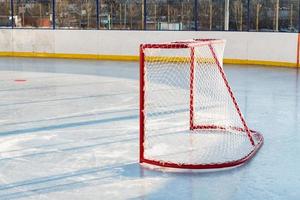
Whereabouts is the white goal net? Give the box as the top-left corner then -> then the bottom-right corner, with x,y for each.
140,39 -> 263,169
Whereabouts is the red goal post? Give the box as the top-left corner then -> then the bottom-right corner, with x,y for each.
140,39 -> 263,170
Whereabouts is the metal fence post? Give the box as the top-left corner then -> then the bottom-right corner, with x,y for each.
97,0 -> 100,29
195,0 -> 199,31
247,0 -> 250,31
52,0 -> 56,29
144,0 -> 147,30
10,0 -> 14,28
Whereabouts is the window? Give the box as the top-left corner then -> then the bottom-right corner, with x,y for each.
198,0 -> 225,31
278,0 -> 299,32
100,0 -> 143,30
146,0 -> 195,31
13,0 -> 52,28
249,0 -> 279,31
229,0 -> 248,31
56,0 -> 97,29
0,0 -> 11,27
248,0 -> 299,32
0,0 -> 299,32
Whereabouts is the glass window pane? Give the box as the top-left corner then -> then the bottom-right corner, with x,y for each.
198,0 -> 225,31
146,0 -> 195,31
250,0 -> 299,32
100,0 -> 143,30
249,0 -> 273,31
0,0 -> 11,27
278,0 -> 299,32
56,0 -> 97,29
229,0 -> 248,31
13,0 -> 52,28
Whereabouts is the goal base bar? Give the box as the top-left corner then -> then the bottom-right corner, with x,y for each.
140,131 -> 263,170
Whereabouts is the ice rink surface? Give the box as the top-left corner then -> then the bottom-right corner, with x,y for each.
0,57 -> 299,200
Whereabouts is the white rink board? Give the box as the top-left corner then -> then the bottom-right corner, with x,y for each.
0,29 -> 298,64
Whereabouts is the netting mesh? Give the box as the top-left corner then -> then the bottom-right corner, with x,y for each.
141,40 -> 263,168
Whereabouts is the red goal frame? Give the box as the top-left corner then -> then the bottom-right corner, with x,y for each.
139,39 -> 264,170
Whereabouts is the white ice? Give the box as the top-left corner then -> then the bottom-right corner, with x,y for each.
0,58 -> 299,200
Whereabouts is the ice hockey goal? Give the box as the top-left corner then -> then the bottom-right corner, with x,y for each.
139,39 -> 263,170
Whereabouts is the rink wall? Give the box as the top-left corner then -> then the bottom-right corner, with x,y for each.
0,29 -> 299,68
